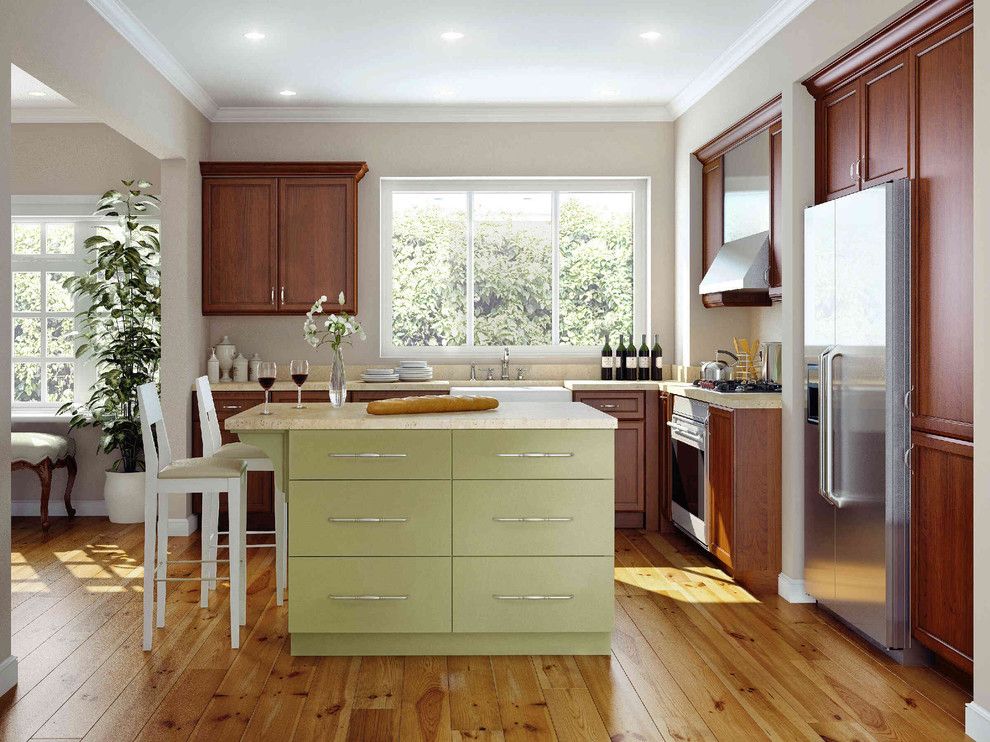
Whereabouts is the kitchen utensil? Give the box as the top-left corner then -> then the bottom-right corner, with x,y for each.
700,350 -> 738,381
756,341 -> 782,383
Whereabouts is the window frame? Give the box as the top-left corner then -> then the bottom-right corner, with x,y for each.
380,176 -> 650,360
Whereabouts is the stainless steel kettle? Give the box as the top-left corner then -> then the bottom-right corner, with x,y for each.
701,349 -> 738,381
755,341 -> 782,383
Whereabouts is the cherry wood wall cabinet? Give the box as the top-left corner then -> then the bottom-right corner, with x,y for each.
705,404 -> 782,593
804,0 -> 973,673
694,96 -> 782,308
573,390 -> 659,531
201,162 -> 368,316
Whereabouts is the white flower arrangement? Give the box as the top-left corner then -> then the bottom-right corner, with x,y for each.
303,291 -> 366,351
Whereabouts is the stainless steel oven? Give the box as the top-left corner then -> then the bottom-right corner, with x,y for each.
667,396 -> 709,548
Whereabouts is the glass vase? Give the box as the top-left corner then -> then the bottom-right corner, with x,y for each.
329,347 -> 346,407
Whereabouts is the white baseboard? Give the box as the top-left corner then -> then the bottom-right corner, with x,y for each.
0,655 -> 17,697
11,500 -> 107,517
778,573 -> 816,604
169,514 -> 199,536
967,702 -> 990,741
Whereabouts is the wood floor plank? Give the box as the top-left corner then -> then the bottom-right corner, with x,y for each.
398,656 -> 452,742
292,656 -> 361,742
490,655 -> 557,742
448,656 -> 504,741
4,522 -> 972,742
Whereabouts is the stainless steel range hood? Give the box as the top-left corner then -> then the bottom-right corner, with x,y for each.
698,231 -> 770,295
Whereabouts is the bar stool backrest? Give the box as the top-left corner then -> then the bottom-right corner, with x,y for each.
194,376 -> 223,457
137,383 -> 173,482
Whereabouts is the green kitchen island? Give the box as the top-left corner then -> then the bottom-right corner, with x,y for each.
225,401 -> 617,656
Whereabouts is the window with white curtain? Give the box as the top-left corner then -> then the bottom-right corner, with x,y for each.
380,178 -> 649,358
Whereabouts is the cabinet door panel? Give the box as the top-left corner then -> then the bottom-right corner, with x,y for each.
862,51 -> 910,187
910,17 -> 973,440
818,82 -> 860,202
278,178 -> 355,314
911,432 -> 972,672
202,178 -> 277,313
701,158 -> 723,273
707,406 -> 733,568
613,422 -> 644,512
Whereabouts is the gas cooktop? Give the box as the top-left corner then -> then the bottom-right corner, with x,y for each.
693,379 -> 782,394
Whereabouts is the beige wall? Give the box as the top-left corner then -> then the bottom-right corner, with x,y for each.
672,0 -> 916,591
207,121 -> 674,367
972,0 -> 988,730
9,123 -> 161,504
11,123 -> 160,195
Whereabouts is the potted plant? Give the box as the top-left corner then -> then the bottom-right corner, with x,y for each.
60,180 -> 161,522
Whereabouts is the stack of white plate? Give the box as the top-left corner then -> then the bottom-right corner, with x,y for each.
361,367 -> 399,383
397,361 -> 434,381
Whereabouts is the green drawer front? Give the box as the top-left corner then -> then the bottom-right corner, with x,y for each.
452,481 -> 613,556
288,557 -> 451,634
289,430 -> 451,480
452,430 -> 614,480
289,481 -> 452,556
453,557 -> 614,633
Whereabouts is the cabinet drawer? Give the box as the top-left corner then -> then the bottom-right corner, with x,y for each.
289,480 -> 451,556
288,557 -> 451,633
452,430 -> 613,480
452,481 -> 613,556
453,557 -> 613,633
573,392 -> 644,420
289,430 -> 451,480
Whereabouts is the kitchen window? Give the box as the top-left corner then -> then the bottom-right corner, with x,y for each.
380,178 -> 649,358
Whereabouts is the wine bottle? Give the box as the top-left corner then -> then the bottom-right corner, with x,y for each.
638,334 -> 650,381
600,334 -> 613,381
651,334 -> 664,381
623,334 -> 638,380
616,335 -> 627,380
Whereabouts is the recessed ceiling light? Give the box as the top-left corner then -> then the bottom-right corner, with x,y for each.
600,88 -> 620,97
28,91 -> 46,97
434,86 -> 455,99
279,89 -> 297,97
639,31 -> 662,41
244,31 -> 266,41
440,31 -> 464,41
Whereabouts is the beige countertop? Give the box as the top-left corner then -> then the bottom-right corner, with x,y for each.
224,401 -> 618,431
203,377 -> 781,409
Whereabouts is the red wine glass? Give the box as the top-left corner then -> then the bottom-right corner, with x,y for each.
290,360 -> 309,409
258,361 -> 277,415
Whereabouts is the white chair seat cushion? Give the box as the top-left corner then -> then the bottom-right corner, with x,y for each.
214,442 -> 269,461
158,456 -> 245,480
11,433 -> 75,465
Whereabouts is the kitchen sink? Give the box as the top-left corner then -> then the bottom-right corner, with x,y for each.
449,385 -> 571,403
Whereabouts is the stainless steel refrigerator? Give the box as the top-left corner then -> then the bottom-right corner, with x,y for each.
803,179 -> 912,654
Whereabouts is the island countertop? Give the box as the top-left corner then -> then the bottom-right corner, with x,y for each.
225,401 -> 618,431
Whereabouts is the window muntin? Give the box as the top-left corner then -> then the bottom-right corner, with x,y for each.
381,178 -> 648,358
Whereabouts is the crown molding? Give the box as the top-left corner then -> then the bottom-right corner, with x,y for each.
211,104 -> 672,124
668,0 -> 815,118
86,0 -> 218,120
11,108 -> 101,124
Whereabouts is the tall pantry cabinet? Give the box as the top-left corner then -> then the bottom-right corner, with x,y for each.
805,0 -> 973,673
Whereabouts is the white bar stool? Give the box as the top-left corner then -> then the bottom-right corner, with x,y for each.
138,383 -> 247,650
195,376 -> 287,605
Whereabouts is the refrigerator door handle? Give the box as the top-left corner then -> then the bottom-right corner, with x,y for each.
819,346 -> 842,508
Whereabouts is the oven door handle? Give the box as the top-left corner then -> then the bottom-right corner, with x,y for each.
668,421 -> 705,448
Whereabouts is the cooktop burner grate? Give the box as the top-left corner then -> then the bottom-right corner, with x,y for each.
693,379 -> 782,394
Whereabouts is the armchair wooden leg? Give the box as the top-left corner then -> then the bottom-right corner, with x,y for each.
37,459 -> 54,532
63,456 -> 77,518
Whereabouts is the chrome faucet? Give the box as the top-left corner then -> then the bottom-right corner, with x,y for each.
500,347 -> 510,380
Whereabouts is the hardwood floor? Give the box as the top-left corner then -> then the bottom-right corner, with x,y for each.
0,516 -> 971,741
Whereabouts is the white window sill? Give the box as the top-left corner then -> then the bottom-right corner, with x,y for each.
11,411 -> 72,424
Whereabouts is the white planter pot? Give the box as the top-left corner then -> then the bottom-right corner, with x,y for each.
103,471 -> 145,523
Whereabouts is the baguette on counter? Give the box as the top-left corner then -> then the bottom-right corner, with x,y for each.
366,394 -> 499,415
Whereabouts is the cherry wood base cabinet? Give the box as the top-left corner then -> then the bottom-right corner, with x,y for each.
572,390 -> 659,531
201,162 -> 368,316
705,404 -> 782,593
804,0 -> 973,674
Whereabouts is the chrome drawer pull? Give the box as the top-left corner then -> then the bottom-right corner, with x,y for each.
495,452 -> 574,458
329,452 -> 407,459
599,403 -> 618,409
328,517 -> 409,523
493,594 -> 574,601
221,404 -> 243,410
492,517 -> 573,523
328,594 -> 408,601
